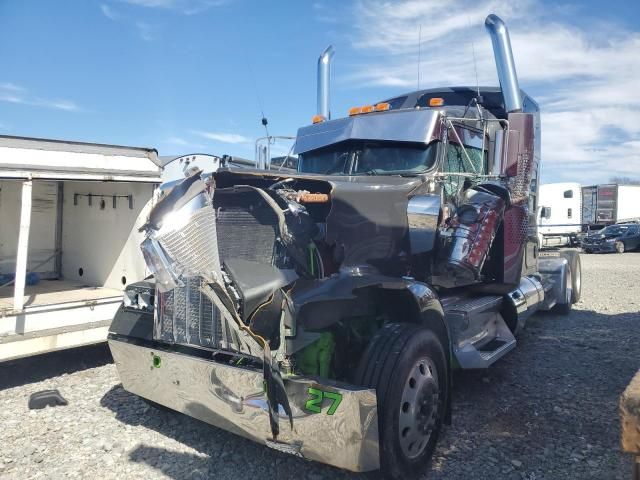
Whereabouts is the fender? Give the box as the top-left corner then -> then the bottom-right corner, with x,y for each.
291,274 -> 452,423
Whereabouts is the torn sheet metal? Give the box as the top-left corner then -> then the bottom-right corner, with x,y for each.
140,169 -> 295,439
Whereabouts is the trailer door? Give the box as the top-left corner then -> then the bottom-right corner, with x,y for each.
581,186 -> 597,226
596,184 -> 617,224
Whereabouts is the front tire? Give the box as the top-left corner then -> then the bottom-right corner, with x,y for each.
355,323 -> 449,480
616,241 -> 625,254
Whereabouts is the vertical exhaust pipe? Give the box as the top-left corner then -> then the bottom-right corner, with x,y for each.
485,14 -> 522,113
317,45 -> 335,120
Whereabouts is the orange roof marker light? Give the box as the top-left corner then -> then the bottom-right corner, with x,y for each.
349,106 -> 363,116
312,114 -> 326,124
375,102 -> 391,111
429,97 -> 445,107
360,105 -> 375,113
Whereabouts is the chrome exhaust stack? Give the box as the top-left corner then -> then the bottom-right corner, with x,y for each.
485,14 -> 522,113
317,45 -> 335,120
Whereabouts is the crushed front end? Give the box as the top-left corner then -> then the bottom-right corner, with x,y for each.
108,167 -> 389,471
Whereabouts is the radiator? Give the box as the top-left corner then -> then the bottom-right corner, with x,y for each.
154,188 -> 280,351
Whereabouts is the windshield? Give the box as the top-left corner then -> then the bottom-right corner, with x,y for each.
601,225 -> 629,236
298,140 -> 438,175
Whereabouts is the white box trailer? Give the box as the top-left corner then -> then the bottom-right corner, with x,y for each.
0,135 -> 161,361
582,184 -> 640,229
537,182 -> 582,248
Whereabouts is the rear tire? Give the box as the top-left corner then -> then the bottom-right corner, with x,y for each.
553,267 -> 573,315
559,250 -> 581,303
354,323 -> 449,480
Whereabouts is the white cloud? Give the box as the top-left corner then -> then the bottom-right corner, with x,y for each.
165,136 -> 206,150
118,0 -> 230,15
135,21 -> 154,41
0,83 -> 81,112
346,0 -> 640,184
100,4 -> 119,20
167,136 -> 189,146
0,82 -> 25,92
191,130 -> 251,144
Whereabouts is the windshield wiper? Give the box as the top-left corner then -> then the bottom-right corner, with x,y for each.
322,153 -> 349,175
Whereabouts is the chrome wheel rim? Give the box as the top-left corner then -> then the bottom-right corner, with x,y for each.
398,356 -> 440,459
574,259 -> 581,299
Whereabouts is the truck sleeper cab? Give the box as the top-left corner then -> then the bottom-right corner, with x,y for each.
108,14 -> 582,480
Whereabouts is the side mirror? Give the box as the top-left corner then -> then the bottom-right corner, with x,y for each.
541,206 -> 551,219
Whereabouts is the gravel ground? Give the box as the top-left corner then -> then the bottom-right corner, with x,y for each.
1,252 -> 639,480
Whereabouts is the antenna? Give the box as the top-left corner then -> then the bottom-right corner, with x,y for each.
471,38 -> 480,99
469,16 -> 481,99
417,24 -> 422,90
243,50 -> 270,137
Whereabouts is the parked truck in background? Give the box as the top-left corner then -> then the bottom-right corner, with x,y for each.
582,184 -> 640,231
107,15 -> 582,479
537,182 -> 582,248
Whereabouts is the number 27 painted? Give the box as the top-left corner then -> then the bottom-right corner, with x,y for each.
305,387 -> 343,415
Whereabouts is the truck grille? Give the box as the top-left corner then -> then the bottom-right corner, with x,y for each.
154,188 -> 281,352
156,277 -> 223,348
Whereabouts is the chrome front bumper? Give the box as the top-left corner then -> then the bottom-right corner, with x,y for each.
108,339 -> 380,472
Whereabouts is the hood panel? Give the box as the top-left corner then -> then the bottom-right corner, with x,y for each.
215,169 -> 425,274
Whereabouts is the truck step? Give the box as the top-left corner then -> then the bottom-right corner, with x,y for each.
477,337 -> 516,363
443,295 -> 517,369
454,323 -> 516,369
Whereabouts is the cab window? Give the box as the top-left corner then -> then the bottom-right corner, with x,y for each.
441,126 -> 487,198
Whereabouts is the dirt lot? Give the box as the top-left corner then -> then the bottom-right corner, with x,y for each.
1,252 -> 639,480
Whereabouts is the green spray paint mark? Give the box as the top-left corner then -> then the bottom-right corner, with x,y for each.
152,355 -> 161,368
305,387 -> 343,415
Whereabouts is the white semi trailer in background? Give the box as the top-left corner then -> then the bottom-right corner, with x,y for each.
0,136 -> 162,361
537,182 -> 582,248
582,184 -> 640,230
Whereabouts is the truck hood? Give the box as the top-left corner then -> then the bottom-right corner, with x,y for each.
214,168 -> 428,273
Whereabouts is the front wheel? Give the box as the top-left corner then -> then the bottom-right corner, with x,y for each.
355,323 -> 449,480
615,241 -> 625,254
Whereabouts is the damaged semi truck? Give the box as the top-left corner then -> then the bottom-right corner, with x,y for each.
108,15 -> 581,479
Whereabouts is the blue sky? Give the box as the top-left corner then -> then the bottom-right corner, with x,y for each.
0,0 -> 638,184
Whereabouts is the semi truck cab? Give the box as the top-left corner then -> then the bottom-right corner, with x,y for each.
108,15 -> 582,480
